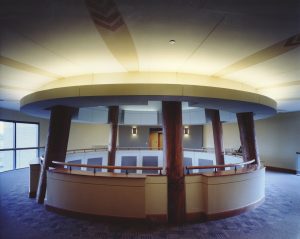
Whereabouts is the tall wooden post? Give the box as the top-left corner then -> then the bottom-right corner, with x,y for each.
107,106 -> 119,172
36,106 -> 76,204
237,112 -> 260,165
162,101 -> 185,224
206,109 -> 225,166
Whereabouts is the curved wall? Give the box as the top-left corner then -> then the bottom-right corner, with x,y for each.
185,167 -> 265,219
46,170 -> 167,220
46,167 -> 265,222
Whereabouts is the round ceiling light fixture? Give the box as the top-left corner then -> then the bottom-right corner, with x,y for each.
169,39 -> 176,45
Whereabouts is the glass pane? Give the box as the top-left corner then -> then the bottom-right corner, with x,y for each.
0,150 -> 14,172
16,123 -> 38,148
87,157 -> 102,172
16,149 -> 38,169
0,121 -> 14,149
121,156 -> 137,173
142,156 -> 158,174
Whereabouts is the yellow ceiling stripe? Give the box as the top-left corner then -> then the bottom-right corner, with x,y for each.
0,55 -> 60,78
213,33 -> 300,77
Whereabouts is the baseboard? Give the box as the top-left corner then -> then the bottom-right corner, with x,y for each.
265,166 -> 296,174
206,197 -> 264,221
185,197 -> 264,222
146,214 -> 168,223
185,212 -> 206,222
45,204 -> 166,223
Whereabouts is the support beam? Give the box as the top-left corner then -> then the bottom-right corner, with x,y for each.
107,106 -> 119,172
237,112 -> 260,165
206,109 -> 225,166
36,106 -> 76,204
162,101 -> 185,224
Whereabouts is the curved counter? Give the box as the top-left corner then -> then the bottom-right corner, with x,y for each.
45,167 -> 265,222
46,169 -> 167,221
185,167 -> 265,220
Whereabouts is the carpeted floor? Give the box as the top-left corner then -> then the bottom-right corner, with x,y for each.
0,169 -> 300,239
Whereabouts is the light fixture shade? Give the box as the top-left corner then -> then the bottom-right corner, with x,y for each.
132,126 -> 137,135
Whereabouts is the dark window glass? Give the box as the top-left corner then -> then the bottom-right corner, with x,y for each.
142,156 -> 158,174
121,156 -> 137,173
87,157 -> 103,172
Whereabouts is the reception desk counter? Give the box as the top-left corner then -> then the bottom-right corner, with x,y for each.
46,169 -> 168,221
185,166 -> 265,220
46,166 -> 265,222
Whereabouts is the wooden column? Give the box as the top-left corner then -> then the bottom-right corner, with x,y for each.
107,106 -> 119,172
237,112 -> 260,165
36,106 -> 76,204
206,109 -> 225,166
162,101 -> 185,224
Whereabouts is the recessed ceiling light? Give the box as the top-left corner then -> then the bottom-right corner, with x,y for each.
169,40 -> 176,45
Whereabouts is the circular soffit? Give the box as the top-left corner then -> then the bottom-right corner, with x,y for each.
20,83 -> 277,119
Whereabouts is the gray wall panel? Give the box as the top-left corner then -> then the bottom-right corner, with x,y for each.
119,125 -> 203,149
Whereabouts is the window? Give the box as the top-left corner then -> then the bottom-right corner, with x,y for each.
0,120 -> 40,172
16,149 -> 38,169
16,123 -> 38,148
0,151 -> 14,171
0,121 -> 14,149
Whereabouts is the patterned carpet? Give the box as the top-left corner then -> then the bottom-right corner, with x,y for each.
1,169 -> 300,239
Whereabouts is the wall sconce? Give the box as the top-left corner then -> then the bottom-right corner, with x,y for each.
184,126 -> 189,136
132,126 -> 137,136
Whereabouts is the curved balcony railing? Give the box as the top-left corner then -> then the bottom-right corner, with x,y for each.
65,147 -> 243,155
51,159 -> 256,176
186,159 -> 256,175
52,161 -> 163,175
66,147 -> 107,154
38,147 -> 249,175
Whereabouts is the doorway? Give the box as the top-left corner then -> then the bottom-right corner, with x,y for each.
148,128 -> 163,150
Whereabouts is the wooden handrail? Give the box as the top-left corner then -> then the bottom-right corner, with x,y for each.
52,161 -> 163,175
183,147 -> 214,152
67,147 -> 108,154
185,159 -> 256,174
117,147 -> 163,150
0,146 -> 45,152
65,147 -> 243,157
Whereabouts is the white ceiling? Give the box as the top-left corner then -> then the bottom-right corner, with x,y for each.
0,0 -> 299,112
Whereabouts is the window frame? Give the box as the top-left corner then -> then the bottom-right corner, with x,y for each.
0,119 -> 41,171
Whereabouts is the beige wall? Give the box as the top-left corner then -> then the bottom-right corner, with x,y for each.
204,112 -> 300,170
68,123 -> 109,150
0,108 -> 110,150
204,123 -> 240,149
